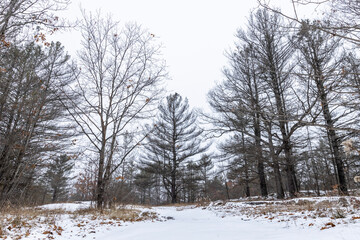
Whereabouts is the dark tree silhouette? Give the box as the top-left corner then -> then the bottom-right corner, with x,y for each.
0,42 -> 76,203
45,154 -> 74,203
295,22 -> 349,194
142,93 -> 207,203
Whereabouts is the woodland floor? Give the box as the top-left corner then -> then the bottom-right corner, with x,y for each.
1,196 -> 360,239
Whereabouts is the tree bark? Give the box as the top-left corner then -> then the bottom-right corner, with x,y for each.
96,146 -> 106,209
254,115 -> 268,197
317,80 -> 348,194
267,123 -> 285,199
271,72 -> 297,197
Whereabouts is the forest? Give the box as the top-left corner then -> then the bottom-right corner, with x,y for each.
1,0 -> 360,210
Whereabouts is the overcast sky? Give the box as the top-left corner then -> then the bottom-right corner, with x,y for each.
54,0 -> 316,110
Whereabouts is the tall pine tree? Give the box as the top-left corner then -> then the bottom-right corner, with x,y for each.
142,93 -> 207,203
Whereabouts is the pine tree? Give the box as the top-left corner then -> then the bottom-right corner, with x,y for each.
142,93 -> 207,203
197,154 -> 214,199
45,154 -> 74,203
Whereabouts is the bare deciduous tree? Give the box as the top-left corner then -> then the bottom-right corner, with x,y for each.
0,0 -> 70,49
258,0 -> 360,46
67,12 -> 166,209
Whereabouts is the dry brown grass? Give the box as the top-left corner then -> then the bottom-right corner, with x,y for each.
207,196 -> 360,225
108,208 -> 141,221
243,198 -> 349,217
0,207 -> 67,239
164,202 -> 197,207
0,204 -> 159,239
70,205 -> 158,222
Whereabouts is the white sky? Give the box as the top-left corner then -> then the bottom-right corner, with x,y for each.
53,0 -> 317,110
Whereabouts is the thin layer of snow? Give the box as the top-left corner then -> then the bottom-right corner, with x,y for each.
4,198 -> 360,239
86,206 -> 360,240
37,201 -> 92,211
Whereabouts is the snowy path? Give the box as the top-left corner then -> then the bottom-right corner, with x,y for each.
89,206 -> 360,240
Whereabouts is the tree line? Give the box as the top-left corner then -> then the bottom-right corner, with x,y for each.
1,0 -> 360,208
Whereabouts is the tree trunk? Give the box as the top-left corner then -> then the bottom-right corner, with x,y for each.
273,160 -> 285,199
97,147 -> 106,209
42,189 -> 47,205
252,70 -> 268,197
272,77 -> 297,197
267,124 -> 285,199
316,77 -> 348,195
52,188 -> 58,203
96,181 -> 105,209
225,180 -> 230,200
254,121 -> 268,197
328,129 -> 348,194
244,173 -> 251,198
171,172 -> 177,204
243,134 -> 251,198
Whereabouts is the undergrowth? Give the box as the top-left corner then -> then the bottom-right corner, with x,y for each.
0,204 -> 158,239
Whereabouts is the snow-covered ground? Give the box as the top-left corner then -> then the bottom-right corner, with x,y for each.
36,201 -> 92,211
1,197 -> 360,239
100,205 -> 360,240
